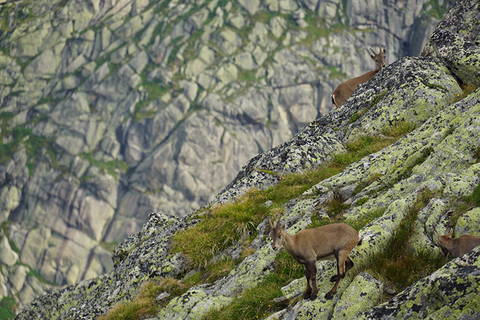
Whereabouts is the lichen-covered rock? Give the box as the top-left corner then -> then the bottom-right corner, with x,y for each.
17,211 -> 189,319
332,273 -> 383,320
455,208 -> 480,236
422,0 -> 480,86
359,248 -> 480,319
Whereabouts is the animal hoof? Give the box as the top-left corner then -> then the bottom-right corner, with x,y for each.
309,293 -> 317,301
330,275 -> 338,282
303,292 -> 311,299
325,292 -> 334,300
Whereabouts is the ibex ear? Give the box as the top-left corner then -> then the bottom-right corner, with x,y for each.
382,47 -> 386,54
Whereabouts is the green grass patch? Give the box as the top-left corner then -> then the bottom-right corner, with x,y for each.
98,278 -> 190,320
452,84 -> 478,103
308,214 -> 332,228
348,109 -> 368,123
202,251 -> 304,320
237,69 -> 257,83
80,152 -> 128,178
324,194 -> 350,219
27,268 -> 52,285
333,136 -> 395,166
381,121 -> 416,138
360,189 -> 446,290
465,183 -> 480,206
0,296 -> 15,320
141,81 -> 170,101
172,189 -> 271,268
100,257 -> 237,320
346,207 -> 387,231
254,168 -> 280,177
100,241 -> 118,253
355,197 -> 370,206
0,125 -> 57,174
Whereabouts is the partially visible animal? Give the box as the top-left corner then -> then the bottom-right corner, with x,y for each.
331,48 -> 386,108
438,234 -> 480,258
269,219 -> 361,300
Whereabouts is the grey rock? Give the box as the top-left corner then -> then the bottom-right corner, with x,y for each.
0,236 -> 18,267
422,0 -> 480,86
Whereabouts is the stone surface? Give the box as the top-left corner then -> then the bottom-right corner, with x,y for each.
332,273 -> 384,320
455,208 -> 480,236
422,0 -> 480,86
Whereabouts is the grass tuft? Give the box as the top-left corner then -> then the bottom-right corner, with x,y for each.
452,84 -> 478,103
98,278 -> 190,320
381,121 -> 416,138
360,189 -> 446,290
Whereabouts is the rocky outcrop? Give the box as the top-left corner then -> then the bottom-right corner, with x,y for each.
0,0 -> 450,309
16,0 -> 480,319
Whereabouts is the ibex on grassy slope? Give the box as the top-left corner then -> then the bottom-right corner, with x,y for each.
438,234 -> 480,258
269,219 -> 361,300
331,48 -> 386,108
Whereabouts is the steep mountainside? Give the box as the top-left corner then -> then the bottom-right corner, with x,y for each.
0,0 -> 451,310
16,0 -> 480,319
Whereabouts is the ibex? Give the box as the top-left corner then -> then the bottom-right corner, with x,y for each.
331,48 -> 386,108
438,234 -> 480,258
269,219 -> 361,300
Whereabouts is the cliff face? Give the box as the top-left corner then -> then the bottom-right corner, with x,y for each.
0,0 -> 450,310
15,0 -> 480,319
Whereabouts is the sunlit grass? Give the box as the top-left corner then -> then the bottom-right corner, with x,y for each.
98,278 -> 187,320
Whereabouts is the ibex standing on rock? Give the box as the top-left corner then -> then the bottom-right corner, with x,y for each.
269,219 -> 361,300
331,48 -> 386,108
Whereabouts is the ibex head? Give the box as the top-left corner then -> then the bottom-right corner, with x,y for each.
368,48 -> 386,71
269,218 -> 283,250
331,47 -> 387,108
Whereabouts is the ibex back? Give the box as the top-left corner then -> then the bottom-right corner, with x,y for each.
331,48 -> 386,108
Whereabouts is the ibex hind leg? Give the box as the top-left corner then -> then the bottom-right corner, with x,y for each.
326,250 -> 349,299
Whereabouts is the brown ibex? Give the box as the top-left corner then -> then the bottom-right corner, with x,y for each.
438,234 -> 480,258
269,219 -> 361,300
331,48 -> 386,108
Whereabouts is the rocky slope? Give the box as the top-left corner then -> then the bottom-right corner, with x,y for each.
15,0 -> 480,319
0,0 -> 451,311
